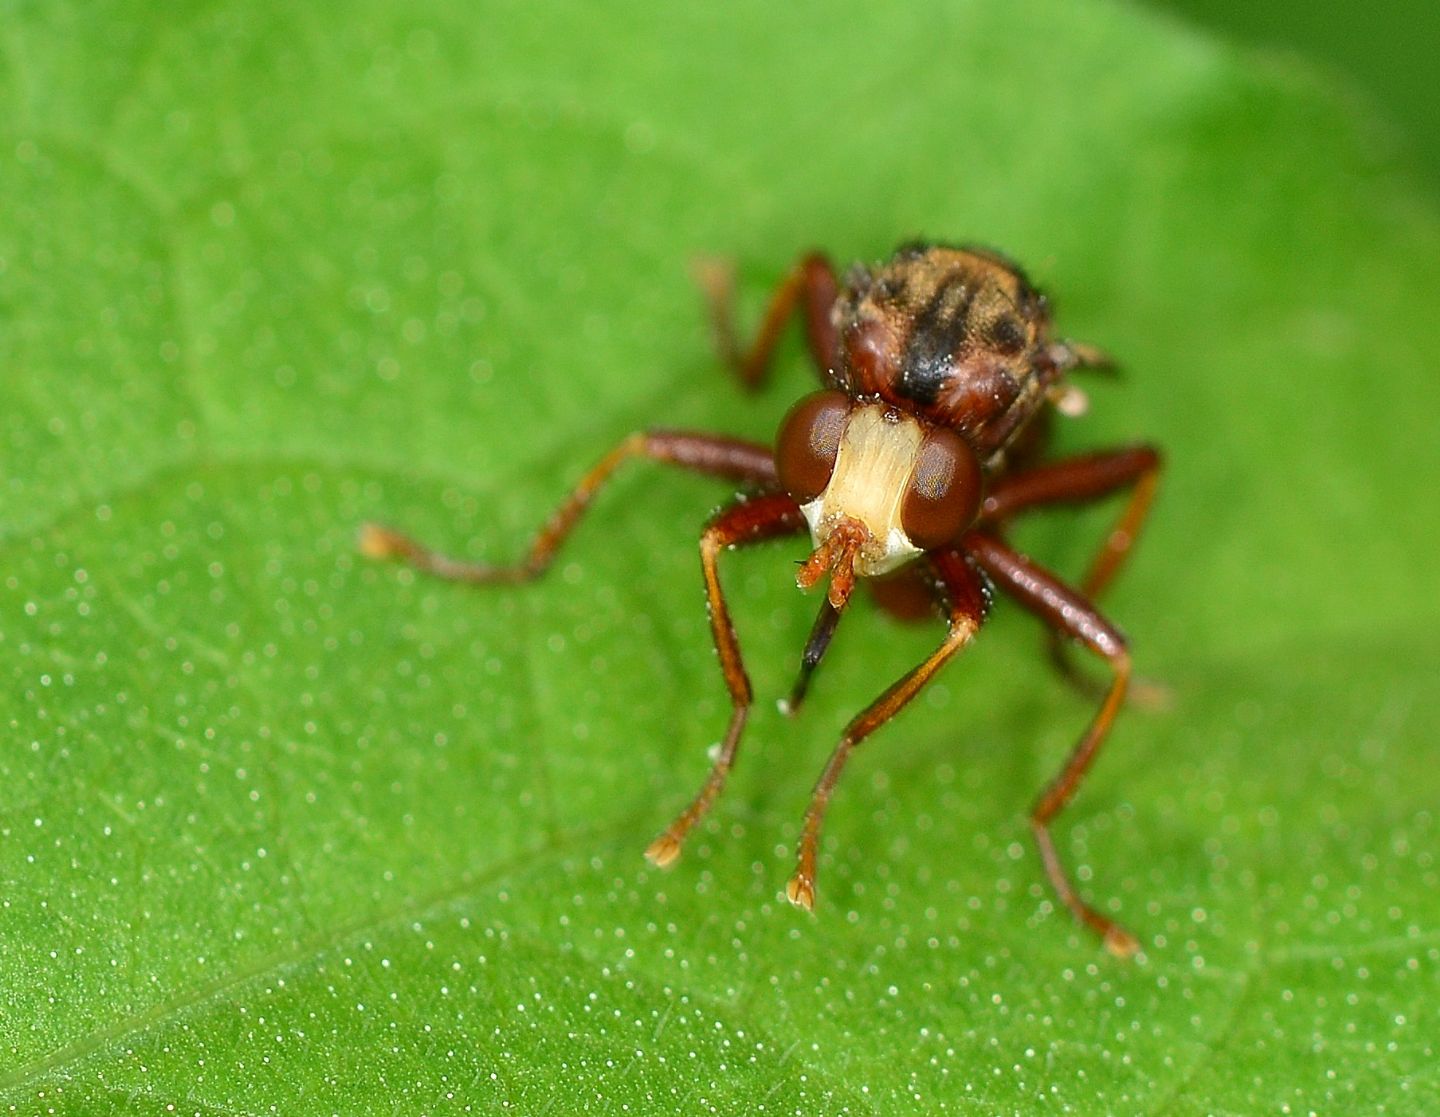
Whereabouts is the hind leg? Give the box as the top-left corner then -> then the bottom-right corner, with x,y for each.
694,252 -> 840,389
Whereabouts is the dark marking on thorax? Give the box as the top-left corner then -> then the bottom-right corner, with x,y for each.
900,273 -> 977,406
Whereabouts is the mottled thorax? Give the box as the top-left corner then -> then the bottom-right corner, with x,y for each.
832,244 -> 1058,465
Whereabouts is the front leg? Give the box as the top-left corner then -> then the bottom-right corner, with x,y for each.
645,493 -> 808,866
964,531 -> 1139,958
787,550 -> 991,910
361,430 -> 778,583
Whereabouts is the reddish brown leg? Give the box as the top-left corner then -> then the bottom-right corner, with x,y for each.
981,446 -> 1161,695
360,431 -> 778,582
694,252 -> 840,389
982,445 -> 1161,597
645,493 -> 807,866
964,531 -> 1139,958
786,550 -> 990,910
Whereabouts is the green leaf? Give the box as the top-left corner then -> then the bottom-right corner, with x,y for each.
4,1 -> 1438,1113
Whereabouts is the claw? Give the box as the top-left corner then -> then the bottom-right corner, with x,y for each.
1103,924 -> 1141,960
644,833 -> 683,869
358,522 -> 418,561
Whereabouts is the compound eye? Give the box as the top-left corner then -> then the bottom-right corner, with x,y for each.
901,427 -> 981,551
775,390 -> 851,501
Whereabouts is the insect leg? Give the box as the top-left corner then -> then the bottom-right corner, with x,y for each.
694,252 -> 840,389
645,492 -> 808,866
964,531 -> 1139,958
980,445 -> 1161,597
981,445 -> 1161,696
360,431 -> 778,583
786,550 -> 990,910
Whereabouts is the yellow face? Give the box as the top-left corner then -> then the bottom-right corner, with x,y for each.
775,391 -> 983,609
799,404 -> 927,578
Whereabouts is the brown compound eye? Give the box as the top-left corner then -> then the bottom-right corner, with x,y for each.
775,390 -> 851,501
901,427 -> 982,551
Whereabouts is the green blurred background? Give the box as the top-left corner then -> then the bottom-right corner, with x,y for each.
3,1 -> 1437,1111
1150,0 -> 1440,187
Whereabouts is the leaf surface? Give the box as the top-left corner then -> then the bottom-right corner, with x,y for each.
3,2 -> 1438,1112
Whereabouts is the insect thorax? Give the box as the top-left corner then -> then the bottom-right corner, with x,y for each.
830,243 -> 1060,466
